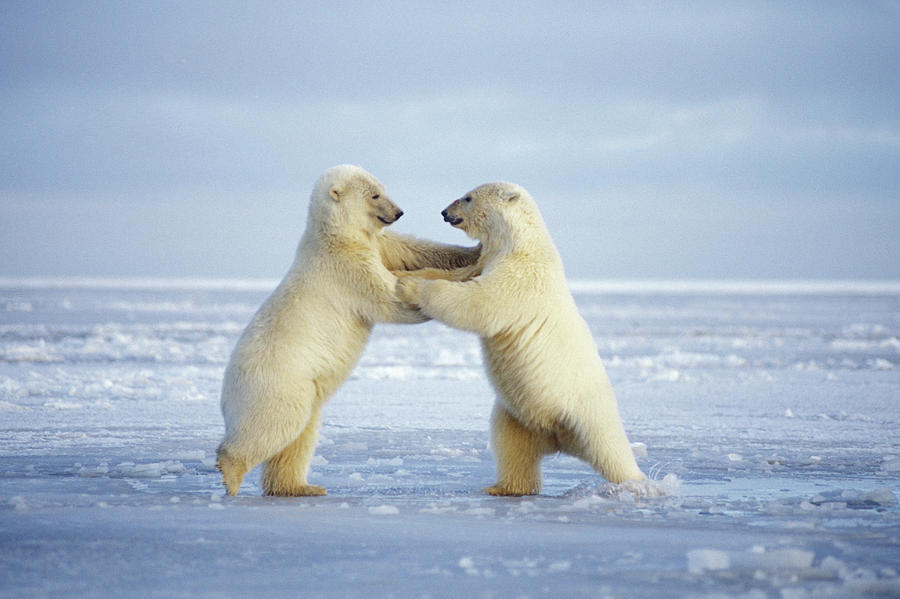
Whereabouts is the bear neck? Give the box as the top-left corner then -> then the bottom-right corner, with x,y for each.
306,196 -> 380,240
302,218 -> 380,252
481,210 -> 552,258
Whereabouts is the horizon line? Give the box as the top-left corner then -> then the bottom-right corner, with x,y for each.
2,276 -> 899,295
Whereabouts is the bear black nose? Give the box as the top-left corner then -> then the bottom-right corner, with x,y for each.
441,209 -> 448,217
395,210 -> 404,219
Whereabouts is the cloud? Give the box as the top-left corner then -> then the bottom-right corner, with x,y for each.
1,2 -> 898,278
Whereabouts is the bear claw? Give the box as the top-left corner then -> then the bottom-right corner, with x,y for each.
263,484 -> 327,497
484,484 -> 538,497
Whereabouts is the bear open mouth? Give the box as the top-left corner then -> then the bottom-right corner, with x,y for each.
444,216 -> 464,226
378,216 -> 394,225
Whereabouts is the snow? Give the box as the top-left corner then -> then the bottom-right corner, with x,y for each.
1,278 -> 899,598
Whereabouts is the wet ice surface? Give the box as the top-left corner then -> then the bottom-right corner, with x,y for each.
1,279 -> 899,598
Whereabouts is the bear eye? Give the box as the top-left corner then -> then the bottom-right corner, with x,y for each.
372,194 -> 380,200
464,196 -> 471,203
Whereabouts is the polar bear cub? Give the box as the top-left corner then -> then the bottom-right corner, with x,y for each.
217,165 -> 479,496
397,182 -> 645,495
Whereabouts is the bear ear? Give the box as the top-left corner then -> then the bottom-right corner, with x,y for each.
501,190 -> 520,202
329,185 -> 343,202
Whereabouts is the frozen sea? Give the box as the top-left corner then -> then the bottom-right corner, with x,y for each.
1,278 -> 899,598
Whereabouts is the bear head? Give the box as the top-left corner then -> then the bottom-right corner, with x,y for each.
309,165 -> 404,235
441,181 -> 539,242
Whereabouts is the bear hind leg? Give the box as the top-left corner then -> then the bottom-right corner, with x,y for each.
571,416 -> 645,484
217,447 -> 251,496
218,382 -> 320,496
262,404 -> 326,496
485,405 -> 551,496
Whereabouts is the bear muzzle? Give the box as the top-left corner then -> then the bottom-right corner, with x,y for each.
378,209 -> 403,225
441,209 -> 464,226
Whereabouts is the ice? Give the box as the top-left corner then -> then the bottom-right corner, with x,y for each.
368,504 -> 400,515
809,488 -> 897,508
882,457 -> 900,472
123,460 -> 186,478
547,560 -> 571,572
739,548 -> 815,571
457,556 -> 478,575
1,279 -> 898,598
687,548 -> 731,573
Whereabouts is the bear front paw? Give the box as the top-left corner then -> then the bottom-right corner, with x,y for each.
484,483 -> 539,497
263,483 -> 327,497
395,277 -> 424,307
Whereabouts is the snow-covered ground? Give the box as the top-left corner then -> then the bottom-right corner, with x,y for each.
1,278 -> 898,598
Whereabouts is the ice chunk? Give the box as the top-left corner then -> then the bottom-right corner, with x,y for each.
881,458 -> 900,472
688,547 -> 814,575
361,365 -> 416,380
458,556 -> 479,575
114,460 -> 185,479
77,463 -> 109,477
811,488 -> 897,508
368,505 -> 399,515
570,495 -> 607,510
820,556 -> 848,577
656,472 -> 682,494
733,548 -> 814,571
0,376 -> 26,399
366,456 -> 403,466
861,488 -> 897,507
43,400 -> 83,410
651,369 -> 680,382
591,472 -> 680,500
430,445 -> 465,457
548,560 -> 571,573
630,442 -> 648,457
130,461 -> 185,478
687,549 -> 731,573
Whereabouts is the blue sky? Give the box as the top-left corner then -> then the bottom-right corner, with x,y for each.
2,1 -> 898,279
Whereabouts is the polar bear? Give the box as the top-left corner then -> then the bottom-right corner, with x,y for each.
217,165 -> 479,496
396,182 -> 645,495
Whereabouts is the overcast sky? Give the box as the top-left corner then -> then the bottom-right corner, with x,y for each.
2,1 -> 898,279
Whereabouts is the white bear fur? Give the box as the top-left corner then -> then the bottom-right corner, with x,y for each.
217,165 -> 479,496
397,182 -> 645,495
